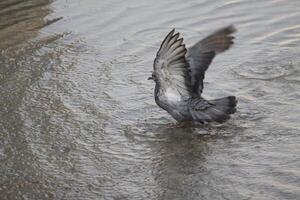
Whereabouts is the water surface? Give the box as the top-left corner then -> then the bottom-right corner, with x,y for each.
0,0 -> 300,199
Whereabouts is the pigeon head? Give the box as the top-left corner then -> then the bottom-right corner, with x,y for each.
148,72 -> 157,81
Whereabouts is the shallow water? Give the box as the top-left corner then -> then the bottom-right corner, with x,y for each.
0,0 -> 300,199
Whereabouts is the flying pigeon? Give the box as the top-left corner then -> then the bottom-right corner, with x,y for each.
148,25 -> 237,125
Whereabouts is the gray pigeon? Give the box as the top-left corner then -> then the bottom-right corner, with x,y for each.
148,25 -> 237,124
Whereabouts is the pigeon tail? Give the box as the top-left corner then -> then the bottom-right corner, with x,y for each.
189,96 -> 237,123
206,96 -> 237,123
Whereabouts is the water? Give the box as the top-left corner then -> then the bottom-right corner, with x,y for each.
0,0 -> 299,199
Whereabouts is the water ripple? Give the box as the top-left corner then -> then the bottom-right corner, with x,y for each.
1,0 -> 300,199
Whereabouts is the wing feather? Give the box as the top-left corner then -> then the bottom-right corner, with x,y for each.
154,29 -> 192,97
187,25 -> 236,95
167,33 -> 180,49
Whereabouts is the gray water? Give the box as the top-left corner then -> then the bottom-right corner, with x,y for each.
0,0 -> 300,199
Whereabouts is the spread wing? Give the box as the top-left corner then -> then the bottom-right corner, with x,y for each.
187,25 -> 236,95
153,29 -> 192,97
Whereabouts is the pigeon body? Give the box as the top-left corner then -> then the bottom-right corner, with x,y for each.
150,26 -> 237,123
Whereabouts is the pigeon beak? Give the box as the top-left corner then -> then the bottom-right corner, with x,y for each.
148,77 -> 153,80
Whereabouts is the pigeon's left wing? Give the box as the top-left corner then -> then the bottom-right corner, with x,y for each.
153,29 -> 192,97
187,25 -> 236,95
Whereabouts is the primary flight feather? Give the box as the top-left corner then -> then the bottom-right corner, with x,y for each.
149,25 -> 237,123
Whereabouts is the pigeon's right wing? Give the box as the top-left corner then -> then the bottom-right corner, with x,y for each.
187,25 -> 236,95
153,29 -> 192,97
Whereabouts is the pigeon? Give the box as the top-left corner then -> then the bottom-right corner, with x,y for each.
148,25 -> 237,125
